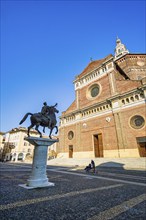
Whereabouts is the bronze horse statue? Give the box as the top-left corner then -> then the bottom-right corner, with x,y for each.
19,105 -> 59,139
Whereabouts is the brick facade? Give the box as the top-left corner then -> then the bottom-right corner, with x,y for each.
58,39 -> 146,158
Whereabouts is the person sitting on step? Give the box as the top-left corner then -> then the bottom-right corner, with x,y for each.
84,163 -> 92,172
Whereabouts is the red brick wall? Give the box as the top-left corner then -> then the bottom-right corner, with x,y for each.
116,54 -> 146,80
59,113 -> 119,153
78,75 -> 111,109
116,80 -> 141,94
119,104 -> 146,149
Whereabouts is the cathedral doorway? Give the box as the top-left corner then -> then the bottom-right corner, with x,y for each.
137,137 -> 146,157
93,134 -> 103,157
69,145 -> 73,158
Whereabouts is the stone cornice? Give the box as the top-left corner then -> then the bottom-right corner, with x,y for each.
73,56 -> 114,83
60,101 -> 111,119
115,53 -> 146,62
60,86 -> 146,119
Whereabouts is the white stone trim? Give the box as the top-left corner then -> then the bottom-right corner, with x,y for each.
74,67 -> 114,90
57,151 -> 94,159
60,97 -> 145,127
104,149 -> 139,158
109,72 -> 115,93
113,100 -> 145,113
60,110 -> 112,127
57,149 -> 140,159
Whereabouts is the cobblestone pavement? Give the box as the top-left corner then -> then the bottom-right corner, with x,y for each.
0,162 -> 146,220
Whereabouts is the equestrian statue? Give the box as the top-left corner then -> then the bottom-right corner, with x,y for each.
19,102 -> 59,139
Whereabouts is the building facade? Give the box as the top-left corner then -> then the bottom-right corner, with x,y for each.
0,132 -> 5,161
58,38 -> 146,158
3,127 -> 39,161
1,127 -> 59,162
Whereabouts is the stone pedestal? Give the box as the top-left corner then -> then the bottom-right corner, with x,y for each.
19,137 -> 58,189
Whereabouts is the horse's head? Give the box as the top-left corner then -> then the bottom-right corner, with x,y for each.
53,106 -> 59,114
47,105 -> 59,114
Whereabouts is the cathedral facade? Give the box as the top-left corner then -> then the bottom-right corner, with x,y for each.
58,38 -> 146,158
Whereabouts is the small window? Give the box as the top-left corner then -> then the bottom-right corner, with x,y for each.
68,131 -> 74,140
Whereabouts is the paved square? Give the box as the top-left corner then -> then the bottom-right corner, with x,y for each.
0,163 -> 146,220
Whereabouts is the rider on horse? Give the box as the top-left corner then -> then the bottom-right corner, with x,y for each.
41,102 -> 51,127
19,102 -> 59,138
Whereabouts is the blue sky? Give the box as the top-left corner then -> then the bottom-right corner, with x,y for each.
1,0 -> 146,134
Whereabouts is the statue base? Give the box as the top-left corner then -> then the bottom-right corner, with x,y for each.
19,182 -> 54,189
19,137 -> 58,189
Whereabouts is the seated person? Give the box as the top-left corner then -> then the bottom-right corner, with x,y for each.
84,163 -> 92,172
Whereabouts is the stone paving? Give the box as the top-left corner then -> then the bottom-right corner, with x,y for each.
0,162 -> 146,220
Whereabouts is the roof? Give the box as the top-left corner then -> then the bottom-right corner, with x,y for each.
8,127 -> 38,134
64,100 -> 77,114
78,54 -> 113,79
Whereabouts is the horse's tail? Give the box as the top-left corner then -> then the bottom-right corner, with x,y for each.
19,113 -> 33,125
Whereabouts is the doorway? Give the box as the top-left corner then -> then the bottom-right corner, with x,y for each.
93,134 -> 103,157
18,153 -> 24,161
137,137 -> 146,157
69,145 -> 73,158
